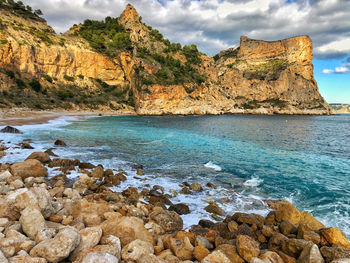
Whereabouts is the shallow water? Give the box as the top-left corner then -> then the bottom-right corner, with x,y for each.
1,114 -> 350,233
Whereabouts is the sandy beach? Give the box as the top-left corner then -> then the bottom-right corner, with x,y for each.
0,108 -> 136,126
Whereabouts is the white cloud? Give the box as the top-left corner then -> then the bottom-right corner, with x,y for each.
23,0 -> 350,57
322,60 -> 350,74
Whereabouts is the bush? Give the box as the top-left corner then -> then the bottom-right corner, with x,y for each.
15,78 -> 26,89
57,89 -> 73,100
4,70 -> 15,78
43,74 -> 53,83
78,74 -> 84,79
29,79 -> 41,92
64,75 -> 74,82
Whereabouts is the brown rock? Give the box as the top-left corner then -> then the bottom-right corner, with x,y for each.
21,142 -> 34,149
202,251 -> 231,263
19,207 -> 48,242
321,228 -> 350,248
282,238 -> 313,258
280,220 -> 298,235
10,159 -> 48,179
320,247 -> 350,263
216,244 -> 245,263
30,227 -> 80,263
169,236 -> 194,260
190,183 -> 203,192
150,209 -> 183,233
91,166 -> 104,179
204,202 -> 225,216
261,251 -> 285,263
100,216 -> 153,246
269,201 -> 301,225
194,246 -> 210,262
121,239 -> 153,261
269,233 -> 288,252
8,255 -> 47,263
26,152 -> 51,163
278,251 -> 297,263
298,244 -> 324,263
236,235 -> 260,261
54,140 -> 66,146
300,212 -> 325,231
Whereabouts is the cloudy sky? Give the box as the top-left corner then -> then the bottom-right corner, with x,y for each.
25,0 -> 350,103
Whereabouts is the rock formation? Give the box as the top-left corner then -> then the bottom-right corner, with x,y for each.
0,2 -> 332,115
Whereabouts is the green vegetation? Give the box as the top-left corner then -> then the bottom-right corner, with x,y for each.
29,79 -> 41,92
182,44 -> 202,65
43,74 -> 53,83
79,17 -> 132,56
15,77 -> 25,89
0,0 -> 44,21
0,39 -> 8,44
29,27 -> 53,45
4,69 -> 14,78
56,89 -> 73,100
64,75 -> 74,82
243,59 -> 288,80
240,97 -> 287,109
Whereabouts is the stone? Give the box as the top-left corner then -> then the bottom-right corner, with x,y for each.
70,226 -> 103,261
321,247 -> 350,263
269,233 -> 288,251
54,140 -> 66,146
136,169 -> 144,175
91,166 -> 104,179
81,253 -> 118,263
228,220 -> 239,232
331,259 -> 350,263
278,251 -> 297,263
149,209 -> 183,233
261,251 -> 284,263
0,126 -> 22,134
194,246 -> 210,262
282,238 -> 313,258
7,255 -> 47,263
0,229 -> 36,254
180,187 -> 190,194
298,244 -> 324,263
236,235 -> 260,262
10,159 -> 48,179
268,201 -> 301,225
19,207 -> 48,242
190,183 -> 202,191
202,251 -> 231,263
204,202 -> 225,216
100,216 -> 153,246
169,236 -> 194,260
216,244 -> 244,263
280,220 -> 298,235
26,152 -> 51,164
302,231 -> 321,244
121,239 -> 154,261
30,227 -> 80,263
168,203 -> 190,215
195,235 -> 211,249
21,142 -> 34,149
321,228 -> 350,248
300,212 -> 325,231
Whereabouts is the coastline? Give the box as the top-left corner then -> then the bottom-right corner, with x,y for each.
1,131 -> 350,262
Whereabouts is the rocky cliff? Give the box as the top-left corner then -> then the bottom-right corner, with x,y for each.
0,1 -> 332,115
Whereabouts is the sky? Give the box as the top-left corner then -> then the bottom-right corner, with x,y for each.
24,0 -> 350,104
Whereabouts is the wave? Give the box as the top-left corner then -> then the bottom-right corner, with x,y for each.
243,176 -> 263,187
204,161 -> 222,171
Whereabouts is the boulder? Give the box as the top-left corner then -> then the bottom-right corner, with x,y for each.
19,207 -> 48,242
268,200 -> 301,225
26,152 -> 51,164
194,246 -> 210,262
216,244 -> 244,263
121,239 -> 154,261
261,251 -> 284,263
169,236 -> 194,260
7,255 -> 47,263
91,166 -> 104,179
100,216 -> 153,246
0,126 -> 23,134
204,202 -> 225,216
21,142 -> 34,149
236,235 -> 260,262
202,251 -> 231,263
70,226 -> 103,261
190,183 -> 203,191
81,253 -> 118,263
282,238 -> 313,258
149,209 -> 183,233
321,228 -> 350,248
300,212 -> 325,231
30,227 -> 81,263
298,244 -> 324,263
54,140 -> 66,146
320,247 -> 350,263
280,220 -> 298,235
168,203 -> 190,215
10,159 -> 48,179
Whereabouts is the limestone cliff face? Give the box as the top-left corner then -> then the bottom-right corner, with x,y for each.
136,36 -> 332,115
0,4 -> 332,115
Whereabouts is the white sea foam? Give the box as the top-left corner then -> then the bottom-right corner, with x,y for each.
204,161 -> 222,171
243,176 -> 263,187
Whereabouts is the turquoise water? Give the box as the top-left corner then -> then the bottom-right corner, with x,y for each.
1,114 -> 350,233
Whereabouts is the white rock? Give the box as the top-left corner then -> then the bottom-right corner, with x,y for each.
82,253 -> 118,263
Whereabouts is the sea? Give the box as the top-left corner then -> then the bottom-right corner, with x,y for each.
1,114 -> 350,235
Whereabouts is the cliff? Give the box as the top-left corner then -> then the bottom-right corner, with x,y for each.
0,2 -> 332,115
330,104 -> 350,114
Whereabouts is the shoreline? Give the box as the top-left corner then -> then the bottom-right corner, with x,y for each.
0,135 -> 350,262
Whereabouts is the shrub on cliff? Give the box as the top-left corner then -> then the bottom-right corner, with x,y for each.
0,0 -> 44,20
29,79 -> 42,92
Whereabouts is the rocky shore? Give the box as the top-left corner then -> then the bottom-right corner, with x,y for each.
0,131 -> 350,263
